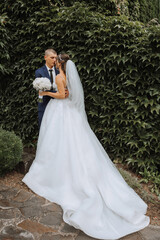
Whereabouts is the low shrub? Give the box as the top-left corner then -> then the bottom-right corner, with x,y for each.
0,128 -> 23,176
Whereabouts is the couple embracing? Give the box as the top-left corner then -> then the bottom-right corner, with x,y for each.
23,49 -> 149,240
35,48 -> 68,127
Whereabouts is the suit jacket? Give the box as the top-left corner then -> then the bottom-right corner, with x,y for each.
35,65 -> 59,112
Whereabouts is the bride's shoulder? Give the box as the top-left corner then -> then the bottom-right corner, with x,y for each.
56,74 -> 66,81
55,74 -> 66,85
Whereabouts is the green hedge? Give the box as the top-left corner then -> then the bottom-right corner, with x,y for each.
49,0 -> 117,15
138,0 -> 160,23
115,0 -> 160,22
0,12 -> 12,90
0,0 -> 160,191
0,129 -> 23,176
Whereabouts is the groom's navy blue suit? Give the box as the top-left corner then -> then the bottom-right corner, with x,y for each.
35,65 -> 59,127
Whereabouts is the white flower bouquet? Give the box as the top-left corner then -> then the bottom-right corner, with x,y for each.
33,77 -> 51,102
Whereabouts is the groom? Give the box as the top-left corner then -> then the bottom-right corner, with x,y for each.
35,49 -> 59,127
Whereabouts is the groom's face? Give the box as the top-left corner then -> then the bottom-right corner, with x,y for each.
45,53 -> 57,68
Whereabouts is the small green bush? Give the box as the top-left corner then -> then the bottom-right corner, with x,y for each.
0,128 -> 23,176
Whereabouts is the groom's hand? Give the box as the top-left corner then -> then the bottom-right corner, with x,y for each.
39,90 -> 46,96
65,89 -> 69,98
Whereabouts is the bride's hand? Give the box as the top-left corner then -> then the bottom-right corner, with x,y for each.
65,89 -> 69,98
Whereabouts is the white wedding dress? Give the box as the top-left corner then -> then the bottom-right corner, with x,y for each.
23,61 -> 149,240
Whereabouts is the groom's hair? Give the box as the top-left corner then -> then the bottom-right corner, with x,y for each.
45,49 -> 57,56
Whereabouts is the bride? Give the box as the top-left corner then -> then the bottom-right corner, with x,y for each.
22,53 -> 149,240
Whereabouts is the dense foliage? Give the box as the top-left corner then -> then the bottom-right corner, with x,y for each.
0,128 -> 23,176
0,0 -> 160,192
115,0 -> 160,22
138,0 -> 160,23
50,0 -> 117,15
0,12 -> 12,90
48,0 -> 160,22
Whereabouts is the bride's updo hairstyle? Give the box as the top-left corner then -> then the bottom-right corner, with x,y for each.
57,53 -> 70,74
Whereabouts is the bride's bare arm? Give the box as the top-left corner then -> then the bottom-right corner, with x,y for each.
39,76 -> 65,99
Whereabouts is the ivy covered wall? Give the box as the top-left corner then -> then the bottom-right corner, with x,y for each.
49,0 -> 160,23
116,0 -> 160,22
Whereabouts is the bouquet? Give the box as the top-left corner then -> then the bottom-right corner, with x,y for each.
33,77 -> 51,102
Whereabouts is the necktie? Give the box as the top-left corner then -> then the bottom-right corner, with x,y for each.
49,69 -> 53,85
49,69 -> 53,90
